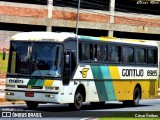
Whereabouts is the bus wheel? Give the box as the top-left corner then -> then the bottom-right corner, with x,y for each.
90,102 -> 105,108
131,86 -> 141,106
69,90 -> 83,110
26,101 -> 39,110
123,87 -> 141,107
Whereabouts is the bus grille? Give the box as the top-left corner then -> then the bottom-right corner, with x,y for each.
17,85 -> 43,89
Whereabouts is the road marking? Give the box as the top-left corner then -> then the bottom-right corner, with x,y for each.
80,117 -> 99,120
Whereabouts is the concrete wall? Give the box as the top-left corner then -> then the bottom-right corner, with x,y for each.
0,1 -> 160,50
0,30 -> 19,51
0,1 -> 160,34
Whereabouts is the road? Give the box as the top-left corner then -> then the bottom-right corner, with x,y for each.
0,99 -> 160,119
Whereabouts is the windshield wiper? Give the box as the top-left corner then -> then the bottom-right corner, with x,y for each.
7,73 -> 31,77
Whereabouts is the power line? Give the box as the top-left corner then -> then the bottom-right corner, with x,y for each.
90,0 -> 160,14
35,0 -> 160,26
53,0 -> 160,17
53,0 -> 160,26
35,0 -> 160,14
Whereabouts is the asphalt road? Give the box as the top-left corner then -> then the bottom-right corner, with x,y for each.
0,99 -> 160,119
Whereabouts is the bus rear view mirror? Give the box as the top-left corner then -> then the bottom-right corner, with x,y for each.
65,54 -> 70,65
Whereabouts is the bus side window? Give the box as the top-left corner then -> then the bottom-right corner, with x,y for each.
136,48 -> 146,64
147,49 -> 158,64
90,44 -> 94,61
97,45 -> 103,62
154,49 -> 158,64
122,47 -> 134,64
109,46 -> 121,63
104,45 -> 108,62
93,44 -> 97,62
82,43 -> 90,61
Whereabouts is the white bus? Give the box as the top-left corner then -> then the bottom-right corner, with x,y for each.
5,32 -> 159,110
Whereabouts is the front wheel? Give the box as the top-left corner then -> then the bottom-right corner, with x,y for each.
69,90 -> 83,110
26,101 -> 39,110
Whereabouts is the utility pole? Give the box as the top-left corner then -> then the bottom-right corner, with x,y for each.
108,0 -> 115,37
47,0 -> 53,32
76,0 -> 81,65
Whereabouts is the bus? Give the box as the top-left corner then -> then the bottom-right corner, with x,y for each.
5,32 -> 159,110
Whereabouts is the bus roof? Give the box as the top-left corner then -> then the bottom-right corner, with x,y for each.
11,32 -> 158,46
11,32 -> 76,42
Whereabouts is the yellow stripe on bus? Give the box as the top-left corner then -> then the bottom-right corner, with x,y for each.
109,66 -> 120,79
109,66 -> 130,100
44,80 -> 54,87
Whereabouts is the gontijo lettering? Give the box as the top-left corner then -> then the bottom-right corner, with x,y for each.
122,69 -> 144,77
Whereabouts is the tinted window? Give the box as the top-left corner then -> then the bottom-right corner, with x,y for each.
104,45 -> 108,62
109,46 -> 121,63
82,43 -> 90,61
148,49 -> 157,64
90,44 -> 94,60
136,48 -> 146,64
122,47 -> 134,63
97,45 -> 103,61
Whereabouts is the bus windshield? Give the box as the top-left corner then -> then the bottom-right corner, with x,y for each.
8,41 -> 62,77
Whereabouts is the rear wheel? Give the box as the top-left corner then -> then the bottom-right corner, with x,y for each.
131,87 -> 141,106
123,86 -> 141,107
26,101 -> 39,110
69,89 -> 83,110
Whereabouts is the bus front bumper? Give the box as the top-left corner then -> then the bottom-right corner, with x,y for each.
5,89 -> 60,103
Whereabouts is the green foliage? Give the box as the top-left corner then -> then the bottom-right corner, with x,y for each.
0,52 -> 8,77
100,111 -> 160,120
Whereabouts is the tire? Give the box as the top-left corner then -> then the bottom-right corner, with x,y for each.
123,87 -> 141,107
90,101 -> 105,108
69,90 -> 83,110
131,87 -> 141,106
26,101 -> 39,110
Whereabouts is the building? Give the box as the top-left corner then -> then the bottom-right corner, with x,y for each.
0,0 -> 160,50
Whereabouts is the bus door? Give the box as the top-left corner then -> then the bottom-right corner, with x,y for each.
63,50 -> 76,85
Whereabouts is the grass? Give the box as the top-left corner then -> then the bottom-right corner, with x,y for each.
100,112 -> 160,120
0,52 -> 8,78
159,74 -> 160,88
100,118 -> 160,120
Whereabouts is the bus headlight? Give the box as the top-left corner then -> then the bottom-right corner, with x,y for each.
45,94 -> 54,98
6,92 -> 14,96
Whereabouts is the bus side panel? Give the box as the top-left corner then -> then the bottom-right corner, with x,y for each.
60,81 -> 76,103
70,65 -> 158,103
109,66 -> 134,100
128,80 -> 158,99
90,66 -> 116,101
117,66 -> 158,100
73,65 -> 117,102
72,65 -> 100,102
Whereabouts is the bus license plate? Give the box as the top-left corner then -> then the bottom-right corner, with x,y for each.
25,92 -> 34,97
